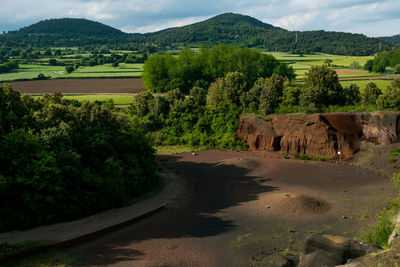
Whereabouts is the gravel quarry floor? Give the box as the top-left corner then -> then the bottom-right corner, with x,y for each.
66,150 -> 397,266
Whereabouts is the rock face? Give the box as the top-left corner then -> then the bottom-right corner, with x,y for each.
236,112 -> 400,159
298,234 -> 381,267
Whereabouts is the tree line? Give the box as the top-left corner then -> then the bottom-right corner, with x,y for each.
142,45 -> 296,93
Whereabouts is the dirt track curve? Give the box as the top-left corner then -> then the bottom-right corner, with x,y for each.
66,150 -> 396,266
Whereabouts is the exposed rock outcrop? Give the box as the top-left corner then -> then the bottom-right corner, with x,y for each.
236,112 -> 400,159
298,234 -> 381,267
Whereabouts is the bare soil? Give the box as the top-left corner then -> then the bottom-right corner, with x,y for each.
1,78 -> 146,94
66,150 -> 397,266
334,69 -> 368,75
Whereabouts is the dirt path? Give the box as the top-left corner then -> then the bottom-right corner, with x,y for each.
1,78 -> 146,94
65,150 -> 397,266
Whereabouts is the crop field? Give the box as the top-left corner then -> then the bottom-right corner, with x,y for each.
0,63 -> 143,82
5,78 -> 145,94
340,79 -> 393,92
268,52 -> 376,79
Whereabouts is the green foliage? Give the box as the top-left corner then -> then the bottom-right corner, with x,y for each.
0,85 -> 159,232
377,79 -> 400,110
349,61 -> 360,69
359,199 -> 400,249
362,82 -> 382,106
388,157 -> 397,164
299,65 -> 343,112
368,46 -> 400,73
342,84 -> 361,106
258,74 -> 285,115
143,45 -> 294,93
390,148 -> 400,157
395,64 -> 400,74
65,65 -> 74,73
207,72 -> 248,108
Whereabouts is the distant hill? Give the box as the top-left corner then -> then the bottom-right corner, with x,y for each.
1,18 -> 127,46
0,13 -> 393,56
140,13 -> 391,56
379,35 -> 400,46
142,13 -> 281,45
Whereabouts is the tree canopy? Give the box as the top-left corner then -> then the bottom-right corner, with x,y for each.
142,45 -> 295,93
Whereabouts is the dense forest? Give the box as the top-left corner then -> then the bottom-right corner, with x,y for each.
142,44 -> 295,93
379,35 -> 400,46
0,18 -> 128,47
0,13 -> 392,56
0,85 -> 160,232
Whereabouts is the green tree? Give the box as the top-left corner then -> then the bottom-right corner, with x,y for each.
190,86 -> 207,107
258,74 -> 285,115
395,64 -> 400,74
377,79 -> 400,109
342,84 -> 361,105
65,65 -> 74,73
206,72 -> 247,108
361,82 -> 382,105
299,65 -> 343,111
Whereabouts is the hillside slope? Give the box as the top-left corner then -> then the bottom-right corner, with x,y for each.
0,13 -> 393,56
1,18 -> 127,46
140,13 -> 391,55
379,34 -> 400,46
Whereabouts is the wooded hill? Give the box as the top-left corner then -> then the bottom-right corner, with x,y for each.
379,35 -> 400,46
0,13 -> 393,56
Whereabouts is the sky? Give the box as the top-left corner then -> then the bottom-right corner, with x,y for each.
0,0 -> 399,37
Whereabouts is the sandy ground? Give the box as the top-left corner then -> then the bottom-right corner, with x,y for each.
65,150 -> 397,266
1,78 -> 145,94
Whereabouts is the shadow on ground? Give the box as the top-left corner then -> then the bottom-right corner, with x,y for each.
69,154 -> 278,266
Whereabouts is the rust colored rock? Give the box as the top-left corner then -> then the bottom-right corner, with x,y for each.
236,112 -> 400,159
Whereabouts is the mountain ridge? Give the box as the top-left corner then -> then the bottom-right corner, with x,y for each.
0,13 -> 393,56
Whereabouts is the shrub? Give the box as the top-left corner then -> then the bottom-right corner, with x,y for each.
65,65 -> 74,74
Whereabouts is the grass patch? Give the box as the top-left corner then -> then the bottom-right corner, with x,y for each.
32,94 -> 136,105
156,145 -> 208,155
359,198 -> 400,249
340,80 -> 393,92
0,63 -> 143,82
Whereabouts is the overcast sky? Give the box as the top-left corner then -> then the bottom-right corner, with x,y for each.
0,0 -> 399,37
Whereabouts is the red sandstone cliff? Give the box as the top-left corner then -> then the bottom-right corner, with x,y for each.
236,112 -> 400,159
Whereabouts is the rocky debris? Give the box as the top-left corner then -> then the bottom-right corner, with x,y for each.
236,112 -> 400,159
298,234 -> 381,267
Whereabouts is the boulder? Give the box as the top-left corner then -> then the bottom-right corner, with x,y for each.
298,234 -> 381,267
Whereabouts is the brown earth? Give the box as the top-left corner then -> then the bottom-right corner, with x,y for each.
334,69 -> 368,75
237,112 -> 400,159
65,150 -> 397,266
1,78 -> 146,94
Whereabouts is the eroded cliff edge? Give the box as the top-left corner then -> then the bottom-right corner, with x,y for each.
236,112 -> 400,159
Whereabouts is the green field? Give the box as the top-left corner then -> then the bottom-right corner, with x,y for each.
0,63 -> 143,82
340,80 -> 393,92
268,52 -> 375,79
32,94 -> 136,105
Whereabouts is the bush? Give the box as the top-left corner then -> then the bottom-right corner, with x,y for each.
362,82 -> 381,106
395,64 -> 400,74
65,65 -> 74,74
